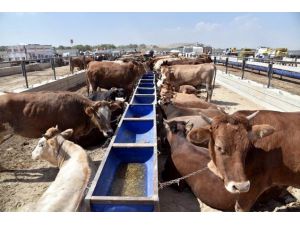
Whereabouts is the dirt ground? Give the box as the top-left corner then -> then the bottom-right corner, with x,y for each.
1,83 -> 300,212
0,65 -> 75,92
216,64 -> 300,96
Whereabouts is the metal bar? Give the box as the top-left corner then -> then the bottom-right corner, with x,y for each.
213,56 -> 216,64
267,62 -> 273,88
241,58 -> 246,79
225,57 -> 228,74
51,58 -> 56,80
21,61 -> 29,88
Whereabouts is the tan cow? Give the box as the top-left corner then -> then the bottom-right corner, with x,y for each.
0,92 -> 121,138
31,126 -> 95,211
159,64 -> 216,102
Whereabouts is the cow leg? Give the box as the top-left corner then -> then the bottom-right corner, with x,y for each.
206,83 -> 212,103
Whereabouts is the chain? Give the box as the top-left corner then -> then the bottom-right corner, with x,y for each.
159,166 -> 208,190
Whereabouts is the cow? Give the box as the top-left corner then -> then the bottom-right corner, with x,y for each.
88,87 -> 126,102
160,57 -> 212,67
70,56 -> 94,74
86,61 -> 145,96
31,126 -> 95,211
159,64 -> 217,102
0,92 -> 121,139
178,85 -> 198,94
163,120 -> 238,211
159,100 -> 224,120
187,110 -> 300,211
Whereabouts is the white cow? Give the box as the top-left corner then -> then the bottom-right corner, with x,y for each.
31,126 -> 95,212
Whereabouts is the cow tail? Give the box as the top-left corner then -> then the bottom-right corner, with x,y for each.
212,64 -> 217,90
86,71 -> 90,95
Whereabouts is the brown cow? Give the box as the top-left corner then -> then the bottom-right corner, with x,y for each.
70,56 -> 94,74
187,110 -> 300,211
159,100 -> 224,120
86,61 -> 145,95
161,56 -> 212,66
0,92 -> 121,138
163,120 -> 238,211
159,82 -> 218,109
178,85 -> 197,94
163,120 -> 289,211
158,64 -> 216,102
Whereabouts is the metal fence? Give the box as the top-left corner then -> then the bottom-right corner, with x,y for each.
213,56 -> 300,88
0,56 -> 72,91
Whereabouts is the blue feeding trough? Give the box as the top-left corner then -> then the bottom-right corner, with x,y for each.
85,72 -> 158,212
136,88 -> 155,94
89,147 -> 158,212
114,120 -> 155,144
142,75 -> 154,79
125,105 -> 155,119
138,83 -> 154,88
132,95 -> 155,104
140,79 -> 154,84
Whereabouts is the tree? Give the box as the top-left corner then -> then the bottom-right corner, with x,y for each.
73,45 -> 92,52
0,46 -> 7,51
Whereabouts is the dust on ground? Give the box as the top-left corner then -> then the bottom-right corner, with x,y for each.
0,65 -> 75,92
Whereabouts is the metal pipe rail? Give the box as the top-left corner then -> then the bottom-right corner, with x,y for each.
213,56 -> 300,88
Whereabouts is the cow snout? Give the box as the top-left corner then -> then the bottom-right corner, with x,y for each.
32,151 -> 40,160
103,129 -> 114,137
225,181 -> 250,193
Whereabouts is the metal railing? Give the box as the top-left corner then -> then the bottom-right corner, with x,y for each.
0,56 -> 71,90
213,56 -> 300,88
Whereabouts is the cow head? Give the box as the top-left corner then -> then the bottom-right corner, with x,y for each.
187,112 -> 275,194
85,101 -> 121,137
110,87 -> 126,101
157,66 -> 175,88
32,126 -> 73,166
164,120 -> 193,138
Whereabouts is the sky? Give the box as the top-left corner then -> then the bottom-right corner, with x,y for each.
0,12 -> 300,49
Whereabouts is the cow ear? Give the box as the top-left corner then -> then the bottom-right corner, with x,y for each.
187,127 -> 211,144
163,119 -> 170,130
85,107 -> 94,117
185,121 -> 194,134
109,102 -> 122,111
60,129 -> 74,139
248,124 -> 275,142
207,160 -> 224,179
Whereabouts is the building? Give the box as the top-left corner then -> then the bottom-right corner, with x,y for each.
56,49 -> 79,57
6,44 -> 55,61
0,51 -> 8,61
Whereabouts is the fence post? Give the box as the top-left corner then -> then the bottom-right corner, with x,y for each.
295,57 -> 298,67
241,58 -> 246,79
213,56 -> 216,64
225,57 -> 228,74
51,58 -> 56,80
83,55 -> 86,70
69,57 -> 72,73
21,61 -> 29,88
267,61 -> 273,88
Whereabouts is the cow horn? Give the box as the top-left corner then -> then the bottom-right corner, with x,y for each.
246,111 -> 259,121
200,113 -> 213,124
